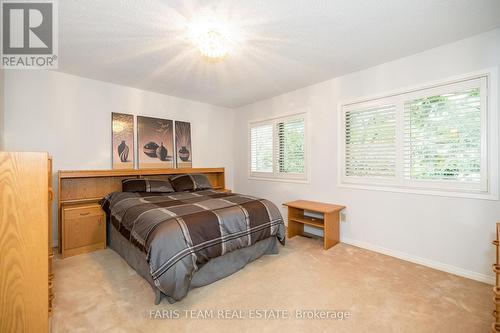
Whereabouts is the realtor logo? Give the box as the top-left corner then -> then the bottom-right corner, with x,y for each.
1,0 -> 58,68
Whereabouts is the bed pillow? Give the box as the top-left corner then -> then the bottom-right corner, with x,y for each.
169,174 -> 213,192
122,178 -> 175,193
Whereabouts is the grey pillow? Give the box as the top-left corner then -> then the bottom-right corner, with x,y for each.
192,174 -> 213,190
122,179 -> 174,193
169,174 -> 213,192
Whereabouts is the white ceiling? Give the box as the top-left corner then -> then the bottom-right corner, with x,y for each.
58,0 -> 500,108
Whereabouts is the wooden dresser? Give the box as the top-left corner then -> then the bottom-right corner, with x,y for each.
492,222 -> 500,332
47,157 -> 54,315
0,152 -> 52,333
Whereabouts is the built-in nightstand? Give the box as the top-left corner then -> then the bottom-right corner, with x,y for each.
61,203 -> 106,258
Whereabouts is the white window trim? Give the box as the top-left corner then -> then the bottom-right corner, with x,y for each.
248,111 -> 310,183
337,68 -> 498,200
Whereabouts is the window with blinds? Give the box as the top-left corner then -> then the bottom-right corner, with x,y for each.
250,124 -> 273,174
277,118 -> 305,174
250,114 -> 307,180
345,105 -> 396,178
404,86 -> 482,187
340,74 -> 494,198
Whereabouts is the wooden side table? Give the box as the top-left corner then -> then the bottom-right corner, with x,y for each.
283,200 -> 345,250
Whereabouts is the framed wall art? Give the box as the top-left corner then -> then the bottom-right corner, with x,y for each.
175,121 -> 192,168
112,112 -> 134,169
137,116 -> 174,168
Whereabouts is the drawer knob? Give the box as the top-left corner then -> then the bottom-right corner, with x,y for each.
80,212 -> 90,216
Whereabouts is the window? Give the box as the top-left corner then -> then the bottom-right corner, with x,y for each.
340,72 -> 497,199
345,105 -> 396,178
250,124 -> 273,173
403,85 -> 482,187
250,114 -> 307,181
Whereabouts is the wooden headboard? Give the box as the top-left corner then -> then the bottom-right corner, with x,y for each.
58,167 -> 226,206
57,167 -> 225,256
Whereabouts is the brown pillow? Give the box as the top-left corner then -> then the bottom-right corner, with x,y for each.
122,179 -> 174,193
169,174 -> 213,192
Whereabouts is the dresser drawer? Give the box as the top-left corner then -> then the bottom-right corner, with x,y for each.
62,204 -> 106,258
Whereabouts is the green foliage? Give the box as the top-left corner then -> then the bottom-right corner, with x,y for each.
406,87 -> 481,181
278,120 -> 305,173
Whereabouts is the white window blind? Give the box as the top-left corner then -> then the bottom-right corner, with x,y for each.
345,105 -> 396,178
276,118 -> 305,174
250,114 -> 307,180
404,86 -> 482,187
250,124 -> 273,173
340,73 -> 495,199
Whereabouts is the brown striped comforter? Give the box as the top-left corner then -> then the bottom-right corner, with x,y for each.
101,190 -> 285,301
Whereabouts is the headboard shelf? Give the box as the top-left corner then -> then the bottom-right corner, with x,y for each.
58,167 -> 226,203
60,197 -> 106,205
59,167 -> 225,179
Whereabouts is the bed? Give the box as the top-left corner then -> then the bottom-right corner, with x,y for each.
101,188 -> 285,303
57,168 -> 284,304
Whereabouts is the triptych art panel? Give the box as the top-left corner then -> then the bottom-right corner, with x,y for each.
111,113 -> 192,169
111,112 -> 134,169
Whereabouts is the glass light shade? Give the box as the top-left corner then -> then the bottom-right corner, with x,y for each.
196,29 -> 228,59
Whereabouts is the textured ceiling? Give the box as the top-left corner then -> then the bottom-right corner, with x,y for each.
58,0 -> 500,108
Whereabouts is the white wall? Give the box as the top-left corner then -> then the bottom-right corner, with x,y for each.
233,28 -> 500,283
3,28 -> 499,283
4,70 -> 235,245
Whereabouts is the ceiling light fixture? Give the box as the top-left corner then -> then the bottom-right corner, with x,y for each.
196,29 -> 228,59
186,12 -> 238,60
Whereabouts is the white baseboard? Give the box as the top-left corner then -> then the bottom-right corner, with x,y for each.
342,237 -> 494,285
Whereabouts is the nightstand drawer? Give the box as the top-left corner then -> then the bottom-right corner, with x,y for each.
62,203 -> 106,258
64,205 -> 103,220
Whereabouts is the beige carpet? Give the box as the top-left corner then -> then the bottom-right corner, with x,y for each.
51,237 -> 491,333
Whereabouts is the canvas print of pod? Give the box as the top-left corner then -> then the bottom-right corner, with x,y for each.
112,112 -> 134,169
137,116 -> 174,169
175,121 -> 192,168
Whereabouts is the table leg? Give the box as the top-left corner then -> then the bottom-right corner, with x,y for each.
287,219 -> 304,239
324,212 -> 340,250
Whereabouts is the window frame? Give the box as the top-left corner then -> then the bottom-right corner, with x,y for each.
338,69 -> 498,200
249,112 -> 309,183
